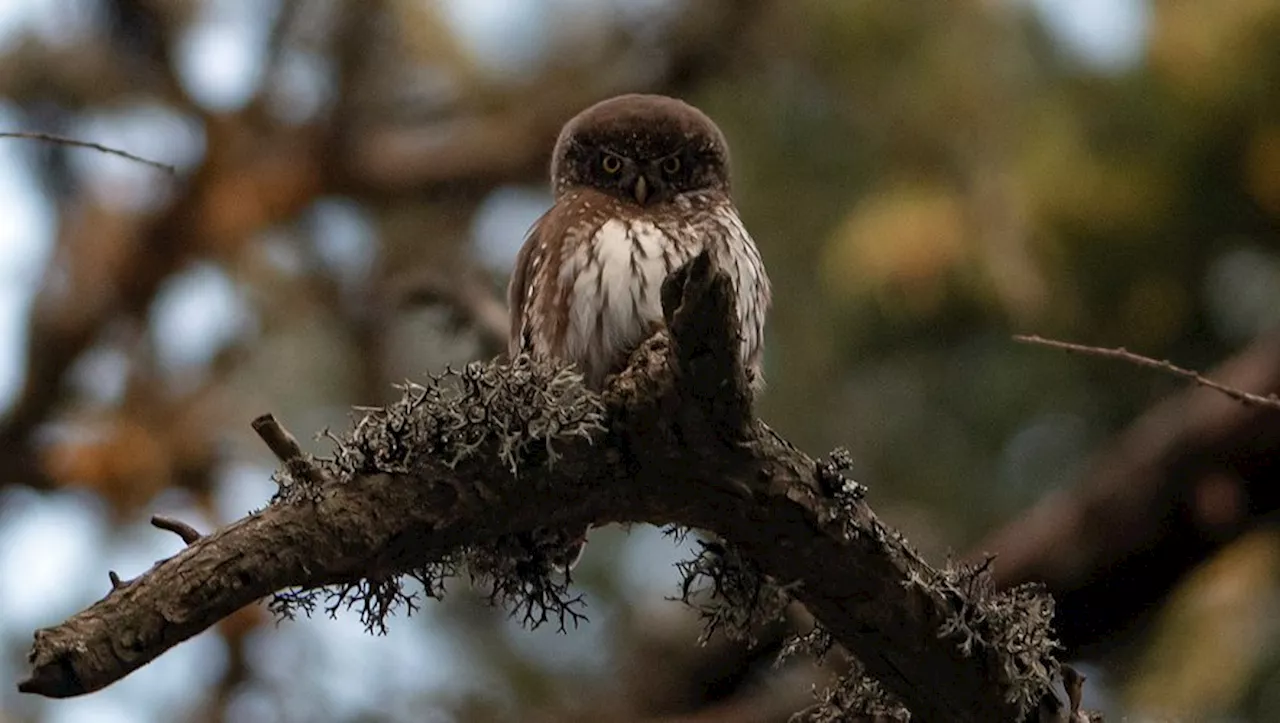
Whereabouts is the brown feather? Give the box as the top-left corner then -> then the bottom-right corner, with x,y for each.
504,94 -> 772,568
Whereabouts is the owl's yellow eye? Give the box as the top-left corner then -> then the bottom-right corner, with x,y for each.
601,155 -> 623,174
662,156 -> 681,174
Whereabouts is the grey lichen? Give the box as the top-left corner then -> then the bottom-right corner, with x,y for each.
813,447 -> 869,540
270,566 -> 452,635
925,558 -> 1060,716
793,670 -> 911,723
777,622 -> 836,667
267,355 -> 605,633
462,533 -> 587,632
325,355 -> 604,482
779,622 -> 911,721
675,539 -> 795,646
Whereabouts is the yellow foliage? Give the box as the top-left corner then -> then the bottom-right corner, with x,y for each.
1148,0 -> 1280,103
1245,125 -> 1280,219
1125,526 -> 1280,717
1020,103 -> 1176,239
821,184 -> 970,316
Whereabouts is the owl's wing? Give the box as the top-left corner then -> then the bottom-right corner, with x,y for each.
507,208 -> 555,357
508,189 -> 619,362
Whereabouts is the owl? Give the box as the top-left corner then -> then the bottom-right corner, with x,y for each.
508,93 -> 771,391
507,94 -> 772,567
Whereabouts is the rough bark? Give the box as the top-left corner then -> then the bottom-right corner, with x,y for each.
20,254 -> 1058,723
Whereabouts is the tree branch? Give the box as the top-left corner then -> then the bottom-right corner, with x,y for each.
0,131 -> 176,174
1014,334 -> 1280,411
19,253 -> 1060,722
250,413 -> 329,488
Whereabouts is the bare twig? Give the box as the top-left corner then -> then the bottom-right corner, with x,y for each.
1014,334 -> 1280,411
0,131 -> 176,174
251,413 -> 327,487
250,413 -> 307,463
150,515 -> 202,546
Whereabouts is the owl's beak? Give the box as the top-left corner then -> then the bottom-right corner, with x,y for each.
632,175 -> 649,205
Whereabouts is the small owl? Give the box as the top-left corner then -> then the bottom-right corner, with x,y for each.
509,93 -> 771,391
508,94 -> 772,567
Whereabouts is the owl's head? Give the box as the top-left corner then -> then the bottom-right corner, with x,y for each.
550,94 -> 731,206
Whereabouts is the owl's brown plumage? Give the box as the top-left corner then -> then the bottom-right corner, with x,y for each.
507,94 -> 771,569
509,94 -> 770,390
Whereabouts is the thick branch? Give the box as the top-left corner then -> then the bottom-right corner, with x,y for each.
20,253 -> 1056,722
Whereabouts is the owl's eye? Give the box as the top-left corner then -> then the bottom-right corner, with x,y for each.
662,156 -> 681,174
601,155 -> 623,174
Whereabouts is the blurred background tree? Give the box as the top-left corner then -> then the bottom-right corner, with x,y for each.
1,0 -> 1278,721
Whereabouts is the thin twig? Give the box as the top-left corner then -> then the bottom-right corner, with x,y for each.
251,413 -> 306,462
1014,334 -> 1280,411
0,131 -> 176,175
150,515 -> 202,545
251,413 -> 328,486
